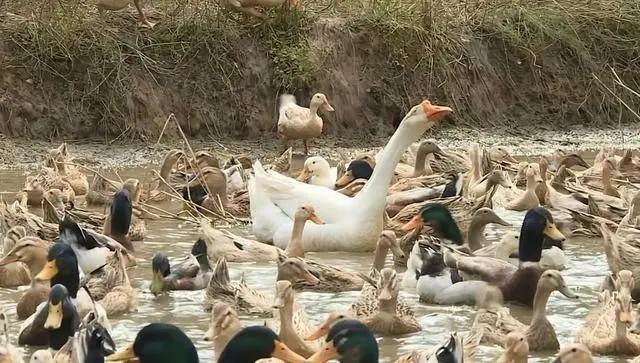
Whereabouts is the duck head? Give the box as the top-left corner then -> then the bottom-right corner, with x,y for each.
308,319 -> 378,363
615,289 -> 634,324
401,203 -> 463,244
276,257 -> 321,285
305,311 -> 353,340
335,159 -> 374,189
519,207 -> 565,264
435,333 -> 464,363
44,284 -> 75,330
204,302 -> 240,341
217,325 -> 307,363
377,268 -> 399,301
273,280 -> 295,309
553,343 -> 593,363
378,230 -> 405,260
294,205 -> 325,225
310,93 -> 335,112
36,243 -> 80,298
0,237 -> 48,274
503,331 -> 529,362
84,321 -> 116,361
473,208 -> 510,227
192,150 -> 219,169
490,146 -> 518,163
150,254 -> 171,295
297,157 -> 331,182
538,270 -> 578,299
107,323 -> 199,363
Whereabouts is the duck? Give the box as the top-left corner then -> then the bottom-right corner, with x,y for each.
202,256 -> 318,315
282,205 -> 377,292
0,311 -> 22,363
394,139 -> 445,178
18,243 -> 109,346
98,250 -> 137,317
497,331 -> 529,363
181,167 -> 248,218
362,268 -> 421,336
465,207 -> 510,251
471,270 -> 578,351
602,158 -> 621,198
578,273 -> 640,355
277,93 -> 334,154
45,143 -> 89,196
250,100 -> 452,252
468,170 -> 512,198
555,343 -> 594,363
106,323 -> 198,363
52,311 -> 116,363
19,283 -> 80,349
273,280 -> 318,357
150,238 -> 213,295
145,149 -> 187,202
218,325 -> 307,363
444,207 -> 566,307
297,156 -> 338,189
200,222 -> 281,263
600,222 -> 640,300
490,146 -> 519,165
203,302 -> 242,360
86,172 -> 121,206
504,165 -> 543,211
102,185 -> 134,251
334,159 -> 374,191
0,236 -> 51,319
221,0 -> 299,19
0,225 -> 31,287
21,172 -> 75,208
29,350 -> 52,362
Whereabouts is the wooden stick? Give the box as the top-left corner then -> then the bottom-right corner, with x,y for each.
156,113 -> 173,145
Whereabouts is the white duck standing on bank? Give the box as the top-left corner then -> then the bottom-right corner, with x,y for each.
277,93 -> 334,154
297,156 -> 337,189
250,100 -> 453,252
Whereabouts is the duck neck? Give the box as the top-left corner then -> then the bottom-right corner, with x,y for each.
615,313 -> 628,338
525,174 -> 537,192
285,217 -> 306,258
518,226 -> 543,263
279,296 -> 295,332
309,102 -> 320,119
467,218 -> 488,251
602,164 -> 614,189
372,244 -> 389,271
413,149 -> 429,176
378,294 -> 398,315
159,156 -> 178,182
530,287 -> 552,329
355,121 -> 430,216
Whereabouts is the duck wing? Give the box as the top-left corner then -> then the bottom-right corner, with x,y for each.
444,251 -> 516,284
172,255 -> 201,279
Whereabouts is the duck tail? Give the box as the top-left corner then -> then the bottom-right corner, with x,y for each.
182,184 -> 208,207
279,94 -> 297,113
109,190 -> 132,236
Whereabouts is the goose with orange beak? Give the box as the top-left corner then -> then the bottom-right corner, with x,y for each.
251,100 -> 452,253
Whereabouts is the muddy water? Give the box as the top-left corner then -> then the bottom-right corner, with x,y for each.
0,165 -> 624,363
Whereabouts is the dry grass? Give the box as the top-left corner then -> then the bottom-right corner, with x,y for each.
0,0 -> 638,139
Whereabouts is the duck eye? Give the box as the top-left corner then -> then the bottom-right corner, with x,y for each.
338,315 -> 344,318
571,348 -> 577,352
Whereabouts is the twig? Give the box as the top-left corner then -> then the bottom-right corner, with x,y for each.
156,114 -> 173,145
592,73 -> 640,121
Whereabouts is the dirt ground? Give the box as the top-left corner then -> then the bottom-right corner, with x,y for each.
1,124 -> 638,170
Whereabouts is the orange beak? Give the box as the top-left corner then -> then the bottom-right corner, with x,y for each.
421,100 -> 453,121
271,340 -> 307,362
297,166 -> 312,182
305,322 -> 330,340
308,212 -> 325,225
304,270 -> 321,285
307,340 -> 339,362
335,171 -> 354,189
322,101 -> 335,112
401,214 -> 424,232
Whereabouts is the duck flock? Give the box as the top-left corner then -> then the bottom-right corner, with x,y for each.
1,96 -> 640,363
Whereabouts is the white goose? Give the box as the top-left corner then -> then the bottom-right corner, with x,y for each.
249,100 -> 452,252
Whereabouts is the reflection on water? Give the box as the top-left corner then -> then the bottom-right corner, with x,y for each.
0,166 -> 625,363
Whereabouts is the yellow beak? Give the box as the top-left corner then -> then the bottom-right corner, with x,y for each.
36,260 -> 58,280
543,221 -> 565,241
106,343 -> 136,361
44,302 -> 63,330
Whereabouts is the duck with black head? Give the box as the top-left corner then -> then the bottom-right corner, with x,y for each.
443,207 -> 566,307
103,183 -> 134,251
149,238 -> 212,295
218,325 -> 307,363
335,159 -> 374,190
308,319 -> 379,363
107,323 -> 198,363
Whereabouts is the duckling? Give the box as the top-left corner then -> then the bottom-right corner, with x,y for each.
150,238 -> 212,295
0,236 -> 51,319
218,325 -> 307,363
106,323 -> 198,363
361,268 -> 421,336
273,280 -> 318,358
0,226 -> 31,287
555,343 -> 593,363
203,302 -> 242,360
297,156 -> 337,189
497,331 -> 529,363
334,159 -> 374,190
202,256 -> 319,315
0,311 -> 23,363
444,207 -> 566,307
471,270 -> 578,351
277,93 -> 334,154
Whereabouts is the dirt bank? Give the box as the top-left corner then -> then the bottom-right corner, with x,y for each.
0,0 -> 639,140
1,125 -> 638,170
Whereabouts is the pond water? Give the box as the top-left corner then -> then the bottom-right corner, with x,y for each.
0,156 -> 626,362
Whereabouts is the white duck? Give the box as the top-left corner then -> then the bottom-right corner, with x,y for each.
250,100 -> 452,252
297,156 -> 338,189
277,93 -> 334,154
